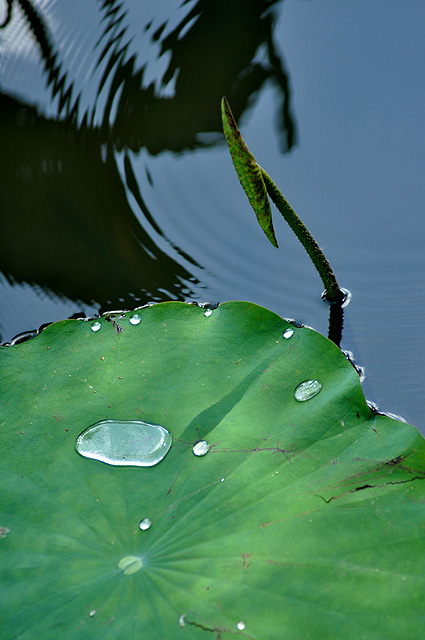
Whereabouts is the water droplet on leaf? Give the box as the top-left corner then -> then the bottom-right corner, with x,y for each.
75,420 -> 172,466
204,309 -> 213,317
294,380 -> 322,402
283,328 -> 294,339
91,321 -> 101,332
129,313 -> 141,325
178,614 -> 186,628
139,518 -> 152,531
237,621 -> 246,631
192,440 -> 211,456
118,556 -> 143,575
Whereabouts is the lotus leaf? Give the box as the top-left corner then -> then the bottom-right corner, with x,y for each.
1,301 -> 425,639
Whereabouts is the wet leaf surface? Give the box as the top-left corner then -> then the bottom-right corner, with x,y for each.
1,301 -> 425,639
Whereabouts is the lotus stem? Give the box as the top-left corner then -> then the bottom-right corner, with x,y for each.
260,169 -> 344,305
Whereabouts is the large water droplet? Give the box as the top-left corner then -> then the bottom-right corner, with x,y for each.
118,556 -> 143,575
294,380 -> 322,402
204,309 -> 213,317
75,420 -> 172,466
129,313 -> 141,325
192,440 -> 211,457
283,328 -> 294,339
139,518 -> 152,531
237,621 -> 246,631
91,321 -> 102,332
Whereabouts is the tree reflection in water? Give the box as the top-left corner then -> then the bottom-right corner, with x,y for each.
0,0 -> 296,318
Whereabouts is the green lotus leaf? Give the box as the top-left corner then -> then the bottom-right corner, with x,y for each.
1,301 -> 425,639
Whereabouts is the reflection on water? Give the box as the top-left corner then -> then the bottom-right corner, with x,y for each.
1,0 -> 424,430
0,91 -> 199,306
0,0 -> 295,319
104,0 -> 296,154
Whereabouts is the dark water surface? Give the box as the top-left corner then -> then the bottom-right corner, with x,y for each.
1,0 -> 424,431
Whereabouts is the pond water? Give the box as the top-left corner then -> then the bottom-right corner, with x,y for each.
1,0 -> 424,432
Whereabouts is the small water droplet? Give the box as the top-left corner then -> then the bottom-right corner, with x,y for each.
89,610 -> 97,617
139,518 -> 152,531
237,621 -> 246,631
118,556 -> 143,575
129,313 -> 141,325
283,328 -> 294,339
75,420 -> 172,467
220,477 -> 225,482
91,321 -> 101,332
178,614 -> 186,628
204,309 -> 213,317
294,380 -> 322,402
192,440 -> 211,456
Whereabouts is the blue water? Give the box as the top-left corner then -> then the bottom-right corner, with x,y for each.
0,0 -> 424,431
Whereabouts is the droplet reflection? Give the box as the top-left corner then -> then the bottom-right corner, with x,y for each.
283,328 -> 294,339
90,321 -> 101,332
118,556 -> 143,575
192,440 -> 211,457
129,313 -> 141,325
75,420 -> 172,466
139,518 -> 152,531
294,380 -> 322,402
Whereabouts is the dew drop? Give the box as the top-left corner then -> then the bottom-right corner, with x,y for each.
178,614 -> 186,628
91,321 -> 101,332
89,610 -> 97,617
139,518 -> 152,531
294,380 -> 322,402
75,420 -> 172,467
118,556 -> 143,575
237,621 -> 246,631
220,477 -> 225,482
192,440 -> 211,456
204,309 -> 213,317
283,328 -> 294,339
129,313 -> 141,325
